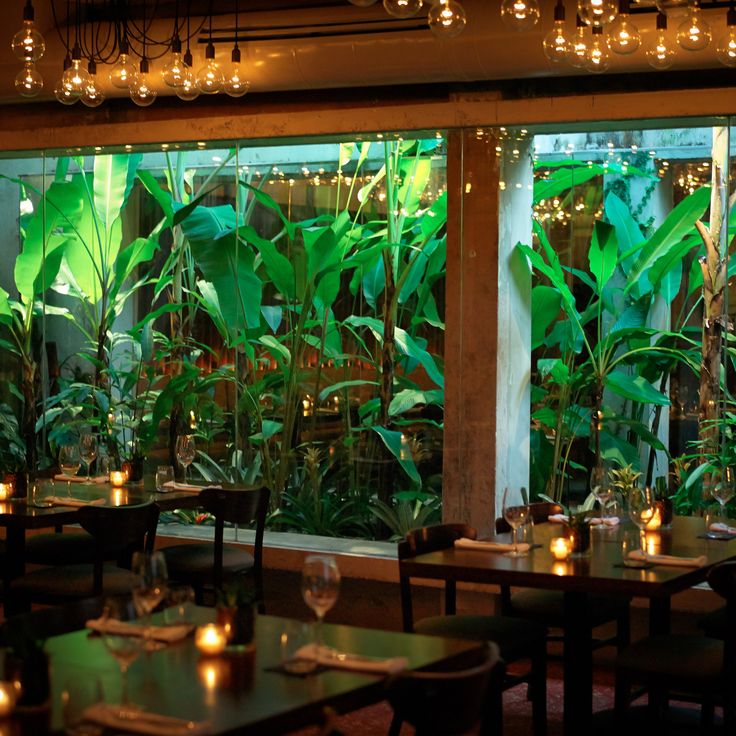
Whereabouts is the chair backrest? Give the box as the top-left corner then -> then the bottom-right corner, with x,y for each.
199,486 -> 270,600
708,561 -> 736,680
77,502 -> 160,592
397,523 -> 476,633
387,642 -> 502,735
495,501 -> 563,533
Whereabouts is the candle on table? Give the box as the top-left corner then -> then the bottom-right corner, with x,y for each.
550,536 -> 572,560
0,682 -> 17,718
196,624 -> 227,656
110,470 -> 126,488
0,484 -> 10,501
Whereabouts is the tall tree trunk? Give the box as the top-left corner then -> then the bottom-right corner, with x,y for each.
21,358 -> 37,474
380,250 -> 396,428
696,127 -> 730,497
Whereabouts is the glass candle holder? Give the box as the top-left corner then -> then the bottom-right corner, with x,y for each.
110,470 -> 126,488
195,624 -> 227,656
550,536 -> 572,560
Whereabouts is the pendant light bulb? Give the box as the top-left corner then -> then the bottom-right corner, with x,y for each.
543,2 -> 573,63
14,61 -> 42,97
655,0 -> 694,18
677,8 -> 712,51
12,1 -> 45,62
110,42 -> 136,89
176,50 -> 199,101
383,0 -> 423,18
716,7 -> 736,67
130,58 -> 157,107
162,37 -> 186,88
196,43 -> 224,94
584,26 -> 610,71
647,13 -> 676,68
608,1 -> 640,54
428,1 -> 467,39
569,17 -> 589,67
225,46 -> 250,98
577,0 -> 617,27
62,45 -> 90,94
81,60 -> 104,108
501,0 -> 541,31
54,57 -> 80,104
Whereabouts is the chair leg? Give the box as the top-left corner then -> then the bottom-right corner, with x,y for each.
700,699 -> 714,731
616,606 -> 631,653
480,659 -> 505,736
387,713 -> 402,736
614,668 -> 630,727
647,685 -> 667,725
530,645 -> 548,736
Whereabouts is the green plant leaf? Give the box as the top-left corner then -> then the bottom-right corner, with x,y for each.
389,388 -> 443,416
372,425 -> 421,487
240,181 -> 295,239
605,191 -> 644,256
605,371 -> 670,406
531,285 -> 561,350
588,221 -> 617,290
241,225 -> 295,300
318,379 -> 380,403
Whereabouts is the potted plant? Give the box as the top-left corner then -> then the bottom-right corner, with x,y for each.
216,580 -> 258,649
0,403 -> 28,498
653,475 -> 674,528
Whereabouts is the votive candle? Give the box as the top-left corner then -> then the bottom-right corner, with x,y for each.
0,484 -> 10,501
110,470 -> 126,488
550,537 -> 572,560
0,682 -> 17,718
195,624 -> 227,656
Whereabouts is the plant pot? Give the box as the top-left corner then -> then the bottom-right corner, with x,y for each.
565,520 -> 591,557
122,455 -> 145,484
216,605 -> 255,647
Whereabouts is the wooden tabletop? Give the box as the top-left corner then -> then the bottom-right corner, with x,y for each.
41,609 -> 481,735
401,516 -> 736,599
0,480 -> 204,530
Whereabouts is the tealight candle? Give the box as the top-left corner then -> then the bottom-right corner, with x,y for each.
110,470 -> 126,488
196,624 -> 227,656
550,537 -> 572,560
0,483 -> 10,501
0,682 -> 18,718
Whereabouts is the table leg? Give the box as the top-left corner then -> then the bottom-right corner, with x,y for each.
3,526 -> 25,594
563,591 -> 593,735
649,596 -> 671,635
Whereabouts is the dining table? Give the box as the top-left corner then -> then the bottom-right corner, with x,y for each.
399,515 -> 736,736
10,608 -> 483,735
0,478 -> 204,592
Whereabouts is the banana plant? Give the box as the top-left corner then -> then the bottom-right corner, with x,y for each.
521,178 -> 709,500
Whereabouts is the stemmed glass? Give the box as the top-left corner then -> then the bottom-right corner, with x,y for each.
627,486 -> 656,559
591,465 -> 614,526
100,597 -> 142,706
502,486 -> 530,557
175,435 -> 196,482
59,444 -> 81,495
301,554 -> 340,658
709,467 -> 735,519
79,433 -> 98,483
131,551 -> 168,650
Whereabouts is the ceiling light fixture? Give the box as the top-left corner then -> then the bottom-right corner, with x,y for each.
716,3 -> 736,65
677,4 -> 712,50
501,0 -> 541,31
647,12 -> 676,68
543,0 -> 573,62
608,0 -> 641,54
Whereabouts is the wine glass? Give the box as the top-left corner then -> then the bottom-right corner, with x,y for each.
131,551 -> 168,649
175,435 -> 196,482
502,486 -> 530,557
591,465 -> 614,526
79,433 -> 98,483
627,486 -> 655,559
59,444 -> 81,495
301,555 -> 340,658
709,467 -> 735,516
100,597 -> 142,706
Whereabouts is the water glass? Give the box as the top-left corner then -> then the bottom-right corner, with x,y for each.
502,486 -> 530,557
621,528 -> 647,568
280,620 -> 317,674
155,465 -> 175,492
175,435 -> 196,481
301,555 -> 340,656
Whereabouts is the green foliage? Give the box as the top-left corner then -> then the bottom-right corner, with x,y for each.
369,490 -> 442,541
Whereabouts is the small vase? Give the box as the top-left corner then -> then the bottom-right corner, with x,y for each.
656,498 -> 673,529
122,455 -> 145,484
566,520 -> 591,556
216,605 -> 255,649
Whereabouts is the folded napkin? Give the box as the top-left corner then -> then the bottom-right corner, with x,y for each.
590,516 -> 620,527
44,496 -> 106,508
86,617 -> 194,644
294,643 -> 407,675
548,514 -> 569,523
82,703 -> 210,736
454,538 -> 531,554
628,550 -> 707,568
161,481 -> 222,493
709,522 -> 736,535
54,474 -> 108,484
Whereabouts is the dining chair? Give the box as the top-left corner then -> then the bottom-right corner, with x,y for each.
614,559 -> 736,730
495,502 -> 631,652
6,502 -> 159,616
386,641 -> 503,736
162,486 -> 270,610
398,523 -> 547,736
24,528 -> 107,566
